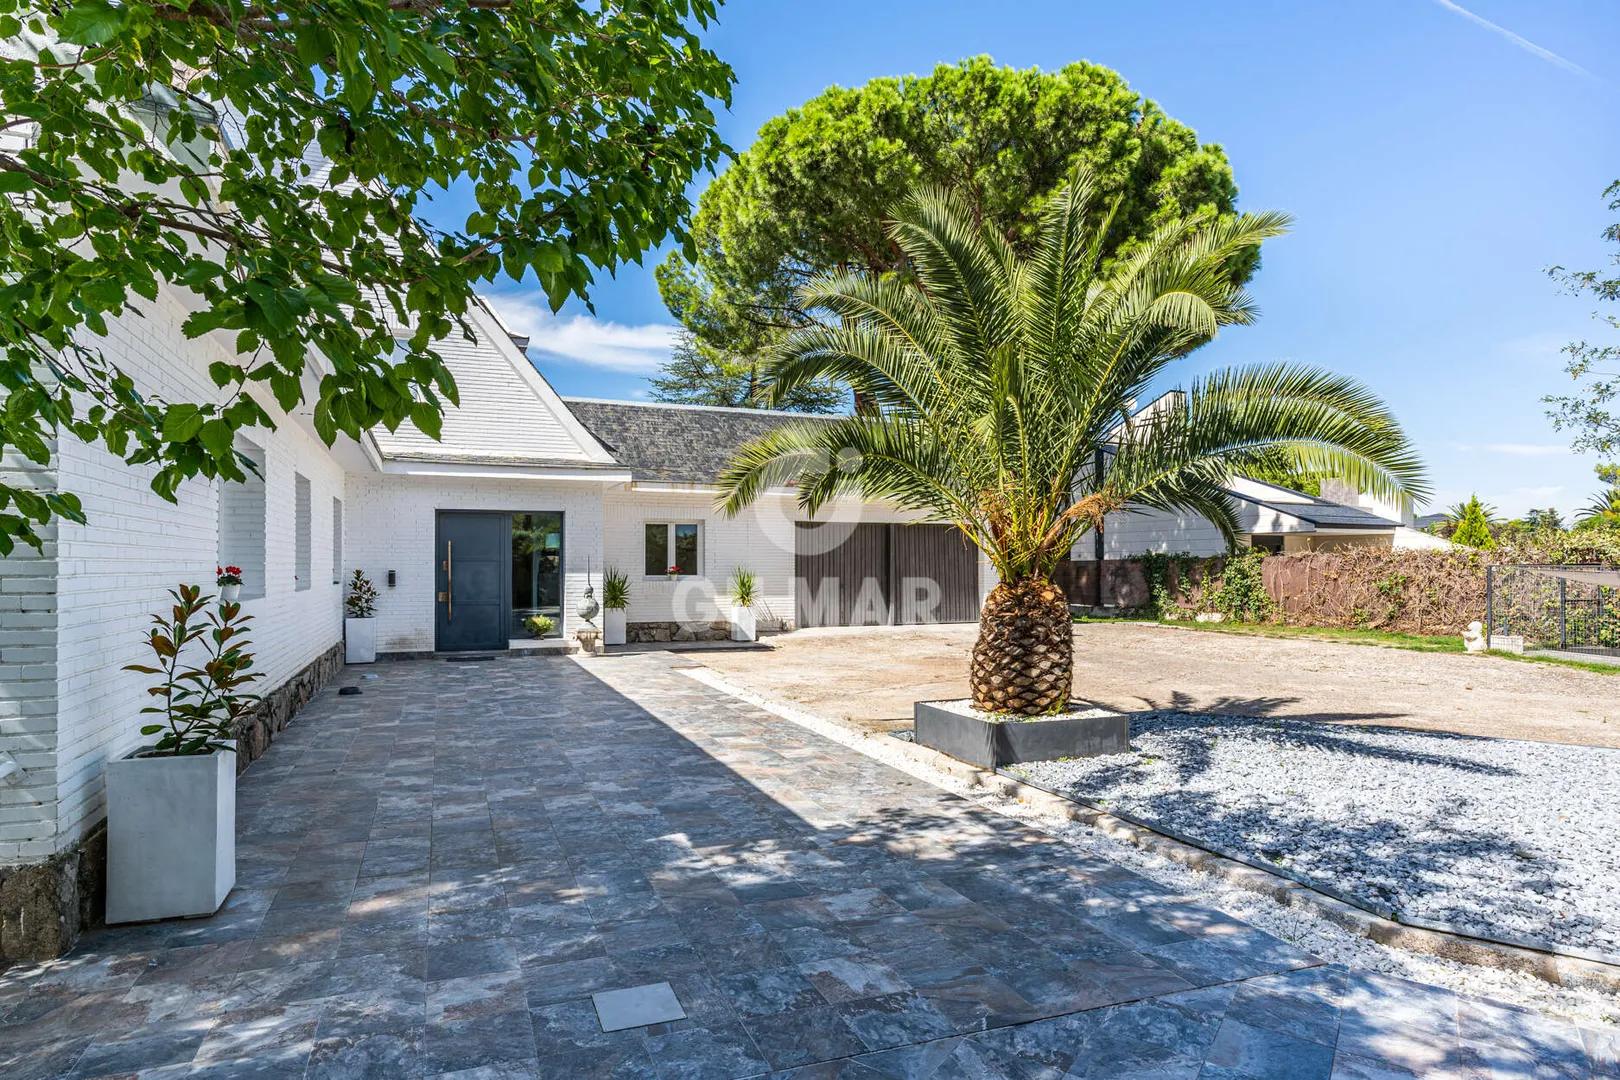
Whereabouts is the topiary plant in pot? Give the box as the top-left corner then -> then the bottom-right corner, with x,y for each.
344,569 -> 379,663
110,584 -> 262,922
602,567 -> 630,646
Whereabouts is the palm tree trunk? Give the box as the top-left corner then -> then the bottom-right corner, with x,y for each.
969,576 -> 1073,715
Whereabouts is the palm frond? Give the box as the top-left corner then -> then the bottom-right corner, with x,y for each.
719,166 -> 1426,583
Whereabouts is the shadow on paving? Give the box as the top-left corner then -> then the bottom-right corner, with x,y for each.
0,654 -> 1607,1079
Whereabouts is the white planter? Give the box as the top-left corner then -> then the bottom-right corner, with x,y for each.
603,608 -> 627,646
730,605 -> 757,642
345,616 -> 377,663
218,583 -> 240,603
106,744 -> 235,924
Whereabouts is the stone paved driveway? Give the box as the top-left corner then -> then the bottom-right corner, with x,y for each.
0,653 -> 1612,1078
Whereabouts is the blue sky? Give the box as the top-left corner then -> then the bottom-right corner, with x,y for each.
461,0 -> 1619,518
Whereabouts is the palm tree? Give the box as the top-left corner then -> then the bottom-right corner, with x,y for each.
1575,466 -> 1620,530
718,169 -> 1427,715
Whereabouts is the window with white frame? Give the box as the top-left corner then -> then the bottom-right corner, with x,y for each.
643,522 -> 701,577
218,439 -> 266,600
331,496 -> 343,584
293,473 -> 311,591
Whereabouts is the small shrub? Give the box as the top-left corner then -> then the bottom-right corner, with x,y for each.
124,584 -> 261,756
729,567 -> 758,607
602,567 -> 629,611
523,614 -> 556,638
345,569 -> 378,618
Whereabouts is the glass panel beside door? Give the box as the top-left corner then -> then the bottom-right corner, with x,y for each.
511,512 -> 563,639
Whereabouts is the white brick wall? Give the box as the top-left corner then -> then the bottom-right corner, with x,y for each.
1,286 -> 346,863
604,489 -> 796,627
342,474 -> 608,654
0,449 -> 61,862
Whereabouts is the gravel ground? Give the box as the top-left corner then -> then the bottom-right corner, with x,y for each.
678,663 -> 1620,1030
695,622 -> 1620,746
1011,713 -> 1620,957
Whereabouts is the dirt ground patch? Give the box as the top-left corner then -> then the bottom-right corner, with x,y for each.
693,622 -> 1620,748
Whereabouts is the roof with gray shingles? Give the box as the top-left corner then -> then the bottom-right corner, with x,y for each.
1247,495 -> 1402,529
563,399 -> 1403,530
563,398 -> 833,485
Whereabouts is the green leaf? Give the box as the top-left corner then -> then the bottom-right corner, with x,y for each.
56,0 -> 125,44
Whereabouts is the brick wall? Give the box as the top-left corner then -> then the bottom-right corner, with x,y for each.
0,286 -> 346,865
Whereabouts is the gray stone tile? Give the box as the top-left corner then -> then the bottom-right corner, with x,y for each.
4,655 -> 1597,1080
643,1020 -> 771,1080
591,980 -> 686,1032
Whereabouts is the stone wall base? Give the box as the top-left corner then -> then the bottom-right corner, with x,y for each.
0,639 -> 343,965
627,620 -> 733,643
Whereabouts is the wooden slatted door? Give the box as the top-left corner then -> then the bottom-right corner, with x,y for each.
794,522 -> 979,627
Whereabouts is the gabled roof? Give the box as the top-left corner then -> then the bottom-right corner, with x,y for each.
563,398 -> 833,485
1244,492 -> 1402,530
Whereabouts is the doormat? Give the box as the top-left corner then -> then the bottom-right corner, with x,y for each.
444,655 -> 496,663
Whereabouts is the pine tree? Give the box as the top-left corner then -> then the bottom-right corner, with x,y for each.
1449,496 -> 1497,549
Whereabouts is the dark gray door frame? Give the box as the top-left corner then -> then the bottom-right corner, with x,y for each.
434,510 -> 512,652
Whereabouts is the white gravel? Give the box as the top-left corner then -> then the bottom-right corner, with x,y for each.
1011,713 -> 1620,958
668,660 -> 1620,1031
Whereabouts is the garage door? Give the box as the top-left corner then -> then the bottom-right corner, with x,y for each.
794,522 -> 980,627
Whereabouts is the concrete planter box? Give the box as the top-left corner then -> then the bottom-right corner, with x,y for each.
730,606 -> 756,642
344,616 -> 376,663
603,608 -> 627,646
105,744 -> 235,924
914,700 -> 1129,770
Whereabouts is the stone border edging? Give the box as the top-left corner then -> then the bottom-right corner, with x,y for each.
669,663 -> 1620,996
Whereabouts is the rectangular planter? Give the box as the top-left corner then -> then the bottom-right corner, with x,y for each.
914,700 -> 1129,770
105,744 -> 235,924
730,606 -> 756,642
603,608 -> 627,646
345,617 -> 376,663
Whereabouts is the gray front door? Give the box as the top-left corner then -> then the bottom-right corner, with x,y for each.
435,512 -> 509,652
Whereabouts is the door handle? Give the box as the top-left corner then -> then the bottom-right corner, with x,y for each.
445,540 -> 453,622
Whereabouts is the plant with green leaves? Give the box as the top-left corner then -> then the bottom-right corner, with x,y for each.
523,613 -> 555,638
1575,465 -> 1620,530
1545,180 -> 1620,456
0,0 -> 733,554
602,567 -> 630,611
728,567 -> 757,608
344,569 -> 377,619
1448,496 -> 1497,549
124,584 -> 261,755
719,169 -> 1426,715
656,57 -> 1245,398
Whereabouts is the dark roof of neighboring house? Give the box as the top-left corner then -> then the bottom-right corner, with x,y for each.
1247,494 -> 1402,530
563,398 -> 833,484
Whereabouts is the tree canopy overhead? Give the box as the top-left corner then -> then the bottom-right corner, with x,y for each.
657,56 -> 1246,364
0,0 -> 733,552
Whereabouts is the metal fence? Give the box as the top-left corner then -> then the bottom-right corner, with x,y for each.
1485,564 -> 1620,656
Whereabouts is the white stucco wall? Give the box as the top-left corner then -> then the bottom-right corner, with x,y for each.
341,473 -> 609,654
0,286 -> 347,862
603,488 -> 796,628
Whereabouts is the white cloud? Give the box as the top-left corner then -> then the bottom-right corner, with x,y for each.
1482,442 -> 1571,457
481,291 -> 678,374
1432,0 -> 1593,78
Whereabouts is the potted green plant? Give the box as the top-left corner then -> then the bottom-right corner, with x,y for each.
109,584 -> 261,923
344,569 -> 378,663
729,567 -> 758,642
523,613 -> 555,638
602,567 -> 629,646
